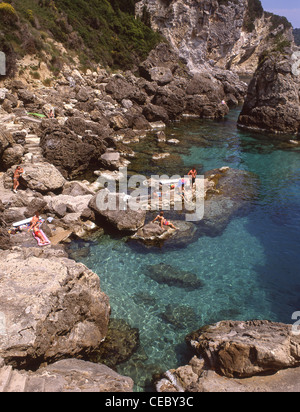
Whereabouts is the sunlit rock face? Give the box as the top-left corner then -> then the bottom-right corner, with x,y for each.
136,0 -> 294,75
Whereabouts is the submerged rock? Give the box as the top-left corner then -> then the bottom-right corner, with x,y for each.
198,167 -> 258,236
160,304 -> 197,330
145,263 -> 203,290
90,319 -> 140,368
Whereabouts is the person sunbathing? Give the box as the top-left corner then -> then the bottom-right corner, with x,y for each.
28,212 -> 40,231
32,225 -> 47,245
152,211 -> 178,230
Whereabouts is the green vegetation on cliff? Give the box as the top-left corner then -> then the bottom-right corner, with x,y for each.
0,0 -> 162,75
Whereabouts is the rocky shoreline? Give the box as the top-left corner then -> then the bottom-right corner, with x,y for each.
0,32 -> 299,390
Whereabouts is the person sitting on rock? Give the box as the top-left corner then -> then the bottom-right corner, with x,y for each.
152,211 -> 178,230
28,211 -> 40,232
13,165 -> 24,194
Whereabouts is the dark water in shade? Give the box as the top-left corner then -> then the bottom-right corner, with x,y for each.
70,108 -> 300,391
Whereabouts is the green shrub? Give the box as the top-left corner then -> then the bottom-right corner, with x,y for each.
243,0 -> 264,33
0,2 -> 18,25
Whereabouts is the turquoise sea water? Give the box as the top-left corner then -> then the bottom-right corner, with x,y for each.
70,108 -> 300,391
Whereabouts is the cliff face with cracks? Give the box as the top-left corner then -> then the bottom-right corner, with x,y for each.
136,0 -> 294,75
238,47 -> 300,137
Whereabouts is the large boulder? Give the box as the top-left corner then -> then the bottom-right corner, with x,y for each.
186,320 -> 300,378
19,162 -> 66,193
39,122 -> 104,179
89,191 -> 146,232
2,145 -> 25,169
131,220 -> 198,248
105,75 -> 147,105
0,129 -> 14,157
198,167 -> 258,236
238,50 -> 300,137
156,320 -> 300,392
0,247 -> 110,368
0,201 -> 11,251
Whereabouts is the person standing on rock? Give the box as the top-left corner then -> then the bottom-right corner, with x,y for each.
13,165 -> 24,193
188,167 -> 197,188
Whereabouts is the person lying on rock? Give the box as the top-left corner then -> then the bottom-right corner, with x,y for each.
32,225 -> 47,245
152,211 -> 178,230
13,165 -> 24,194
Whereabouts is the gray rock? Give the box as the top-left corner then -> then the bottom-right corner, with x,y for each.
0,359 -> 134,392
89,191 -> 146,232
19,162 -> 66,193
157,320 -> 300,392
132,220 -> 197,248
186,320 -> 300,378
2,145 -> 25,169
149,67 -> 173,85
238,51 -> 300,136
0,248 -> 110,368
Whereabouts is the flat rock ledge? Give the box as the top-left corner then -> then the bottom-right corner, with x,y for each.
0,358 -> 133,392
156,320 -> 300,392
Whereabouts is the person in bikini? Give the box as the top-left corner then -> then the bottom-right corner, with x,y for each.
13,165 -> 24,193
28,212 -> 47,245
28,211 -> 40,231
152,211 -> 178,230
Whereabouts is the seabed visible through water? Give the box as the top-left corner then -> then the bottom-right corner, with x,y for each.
69,108 -> 300,391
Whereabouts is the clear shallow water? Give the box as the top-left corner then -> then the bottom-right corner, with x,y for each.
70,108 -> 300,391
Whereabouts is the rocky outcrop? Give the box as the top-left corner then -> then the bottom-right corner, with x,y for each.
156,320 -> 300,392
238,49 -> 300,137
10,162 -> 66,193
0,247 -> 110,369
131,220 -> 198,248
89,191 -> 147,232
136,0 -> 294,75
199,167 -> 258,236
39,120 -> 108,180
186,320 -> 300,377
140,43 -> 246,116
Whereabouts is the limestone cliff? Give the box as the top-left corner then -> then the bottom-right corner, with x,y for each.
136,0 -> 294,75
238,47 -> 300,137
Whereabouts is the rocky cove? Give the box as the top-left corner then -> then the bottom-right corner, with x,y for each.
0,0 -> 299,393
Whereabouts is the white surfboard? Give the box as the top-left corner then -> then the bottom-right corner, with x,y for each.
13,217 -> 42,228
